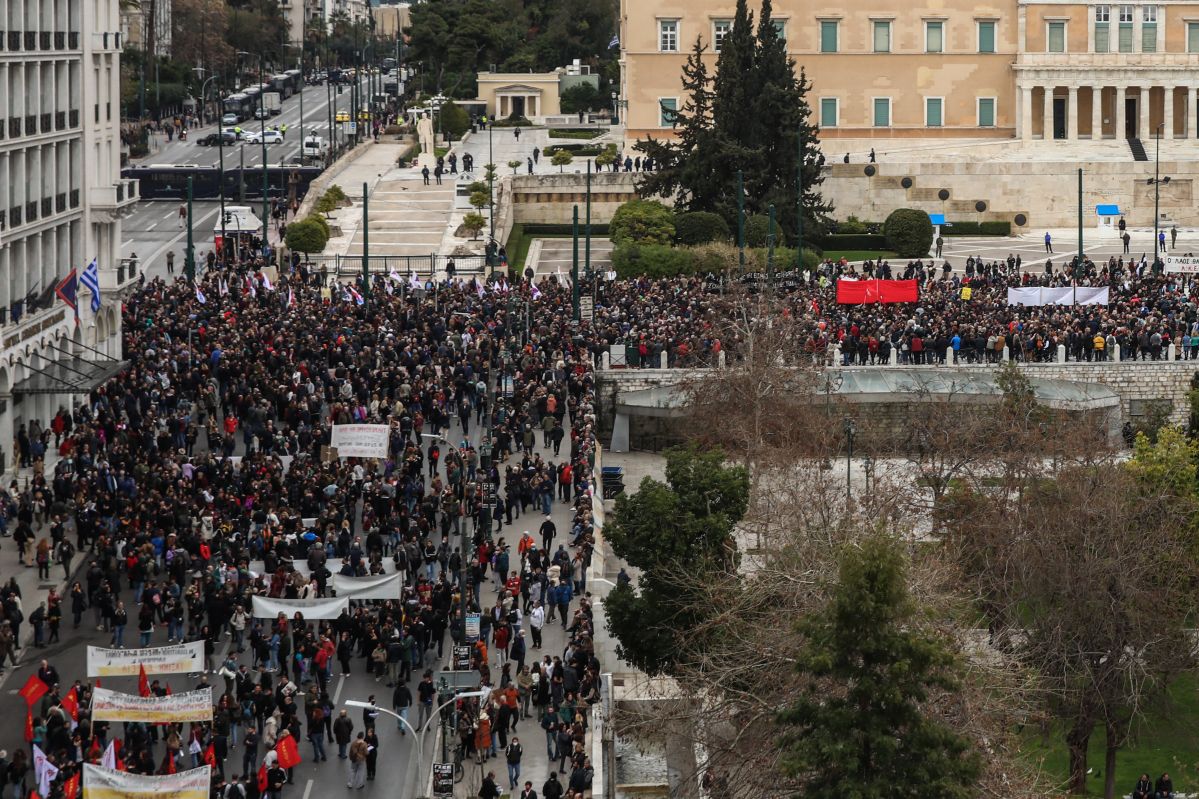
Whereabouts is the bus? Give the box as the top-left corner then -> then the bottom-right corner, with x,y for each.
284,69 -> 303,93
122,164 -> 324,200
222,93 -> 252,121
381,57 -> 396,74
268,74 -> 294,99
243,86 -> 262,114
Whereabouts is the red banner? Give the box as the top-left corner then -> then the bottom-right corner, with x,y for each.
835,279 -> 919,304
19,675 -> 50,707
276,734 -> 302,769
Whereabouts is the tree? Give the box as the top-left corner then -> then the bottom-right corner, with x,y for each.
595,144 -> 618,171
550,150 -> 573,172
559,82 -> 600,113
884,208 -> 934,258
462,212 -> 485,240
507,159 -> 522,174
440,101 -> 471,138
779,534 -> 981,799
284,216 -> 329,256
673,211 -> 730,245
469,191 -> 489,214
610,199 -> 675,246
604,445 -> 748,675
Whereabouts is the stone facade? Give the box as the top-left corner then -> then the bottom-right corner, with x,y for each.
510,173 -> 638,225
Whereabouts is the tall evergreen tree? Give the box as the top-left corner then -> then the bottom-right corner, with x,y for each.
779,535 -> 981,799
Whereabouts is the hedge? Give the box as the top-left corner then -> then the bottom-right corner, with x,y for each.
674,211 -> 731,246
544,143 -> 604,157
612,244 -> 697,278
822,233 -> 890,251
612,242 -> 822,279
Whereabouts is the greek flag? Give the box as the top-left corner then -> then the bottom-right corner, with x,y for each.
81,259 -> 101,312
608,34 -> 619,49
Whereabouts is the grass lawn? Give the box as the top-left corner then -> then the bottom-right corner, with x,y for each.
822,249 -> 898,262
1020,673 -> 1199,795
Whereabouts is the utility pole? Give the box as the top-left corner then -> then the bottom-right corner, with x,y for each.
1077,167 -> 1083,271
185,176 -> 195,281
488,121 -> 495,242
572,205 -> 580,321
218,78 -> 228,269
259,54 -> 269,255
362,181 -> 370,302
737,170 -> 745,271
585,161 -> 592,279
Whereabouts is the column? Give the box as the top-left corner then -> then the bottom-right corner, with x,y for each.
1164,86 -> 1175,139
1116,85 -> 1126,138
1181,89 -> 1190,138
1043,85 -> 1054,139
1140,86 -> 1151,139
1067,85 -> 1079,139
1021,85 -> 1033,140
1092,86 -> 1103,139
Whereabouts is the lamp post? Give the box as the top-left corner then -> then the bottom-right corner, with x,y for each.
843,417 -> 856,507
488,118 -> 495,244
1149,122 -> 1171,273
238,51 -> 270,250
185,176 -> 195,281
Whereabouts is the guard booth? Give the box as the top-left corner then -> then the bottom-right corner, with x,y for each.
928,212 -> 947,239
1096,203 -> 1122,233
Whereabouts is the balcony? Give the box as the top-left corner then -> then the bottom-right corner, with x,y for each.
69,189 -> 79,208
89,178 -> 139,211
55,111 -> 65,130
55,193 -> 65,213
69,109 -> 79,127
9,206 -> 20,227
40,113 -> 50,133
68,32 -> 78,49
93,32 -> 120,51
54,32 -> 64,49
23,32 -> 34,50
7,32 -> 19,51
40,198 -> 51,218
25,201 -> 36,222
24,115 -> 35,134
39,32 -> 49,50
9,118 -> 20,138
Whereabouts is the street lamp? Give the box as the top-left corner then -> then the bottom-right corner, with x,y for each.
1148,122 -> 1171,272
238,50 -> 270,254
843,417 -> 856,507
345,691 -> 490,798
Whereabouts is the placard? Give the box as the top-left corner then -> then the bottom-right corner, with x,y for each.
1166,255 -> 1199,274
86,641 -> 205,677
465,613 -> 481,640
251,595 -> 349,620
92,687 -> 213,723
330,424 -> 389,459
452,645 -> 472,671
332,572 -> 402,600
432,763 -> 454,797
83,765 -> 211,799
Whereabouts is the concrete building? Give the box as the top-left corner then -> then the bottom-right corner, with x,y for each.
476,65 -> 600,122
618,0 -> 1199,142
0,0 -> 136,464
119,0 -> 171,57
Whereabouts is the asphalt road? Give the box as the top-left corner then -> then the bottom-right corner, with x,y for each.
143,76 -> 371,169
120,200 -> 224,274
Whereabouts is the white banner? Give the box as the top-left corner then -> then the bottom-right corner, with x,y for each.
92,687 -> 213,723
1006,287 -> 1109,306
330,424 -> 389,459
251,595 -> 349,619
332,572 -> 403,600
87,641 -> 205,677
34,746 -> 57,797
83,765 -> 211,799
1166,256 -> 1199,274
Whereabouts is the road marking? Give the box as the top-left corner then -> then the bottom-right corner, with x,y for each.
301,780 -> 313,799
162,210 -> 175,220
332,673 -> 346,706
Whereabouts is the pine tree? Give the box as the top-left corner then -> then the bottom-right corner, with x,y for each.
779,535 -> 981,799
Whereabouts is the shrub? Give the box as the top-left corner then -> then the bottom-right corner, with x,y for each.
611,244 -> 696,278
551,150 -> 574,172
544,143 -> 603,158
440,101 -> 470,139
508,159 -> 522,174
838,215 -> 869,234
689,242 -> 742,274
744,214 -> 787,248
326,185 -> 348,203
462,212 -> 485,240
883,208 -> 934,258
610,200 -> 676,246
285,217 -> 329,255
469,191 -> 489,211
548,128 -> 603,140
822,233 -> 891,251
468,180 -> 489,196
306,214 -> 331,238
314,193 -> 338,215
674,211 -> 731,246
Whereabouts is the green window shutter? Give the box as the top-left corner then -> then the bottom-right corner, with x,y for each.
873,98 -> 890,127
820,21 -> 838,53
978,98 -> 995,127
926,98 -> 942,126
1189,22 -> 1199,52
1141,23 -> 1156,52
820,98 -> 837,127
978,21 -> 995,53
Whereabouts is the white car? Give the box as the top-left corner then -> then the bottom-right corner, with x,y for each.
244,129 -> 283,145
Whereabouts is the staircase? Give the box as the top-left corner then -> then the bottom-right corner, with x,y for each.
1127,137 -> 1149,161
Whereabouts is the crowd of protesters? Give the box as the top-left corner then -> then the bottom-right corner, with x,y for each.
0,265 -> 603,799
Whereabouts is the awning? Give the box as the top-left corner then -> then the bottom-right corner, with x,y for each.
1096,204 -> 1121,215
13,356 -> 127,395
928,213 -> 946,226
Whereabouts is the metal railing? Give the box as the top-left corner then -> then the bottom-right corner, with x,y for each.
304,253 -> 489,277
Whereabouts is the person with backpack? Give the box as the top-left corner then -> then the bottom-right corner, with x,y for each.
504,736 -> 523,789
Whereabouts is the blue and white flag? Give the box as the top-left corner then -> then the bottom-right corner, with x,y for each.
195,284 -> 206,305
81,259 -> 101,313
608,34 -> 620,49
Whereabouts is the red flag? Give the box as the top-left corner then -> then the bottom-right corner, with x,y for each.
113,740 -> 126,772
202,743 -> 216,769
24,709 -> 33,742
62,773 -> 79,799
256,765 -> 268,793
138,664 -> 150,698
62,687 -> 79,721
19,674 -> 50,706
165,751 -> 177,775
88,736 -> 101,761
94,679 -> 101,689
275,734 -> 301,769
165,683 -> 172,696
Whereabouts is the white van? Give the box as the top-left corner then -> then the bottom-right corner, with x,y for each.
302,136 -> 328,159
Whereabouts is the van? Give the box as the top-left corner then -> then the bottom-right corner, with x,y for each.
302,136 -> 328,159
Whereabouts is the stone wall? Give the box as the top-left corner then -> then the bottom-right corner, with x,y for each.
596,362 -> 1199,449
510,172 -> 637,225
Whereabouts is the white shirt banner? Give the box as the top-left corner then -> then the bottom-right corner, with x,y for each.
87,641 -> 205,677
332,572 -> 403,600
251,595 -> 349,619
330,424 -> 389,459
83,764 -> 211,799
92,687 -> 214,723
1007,286 -> 1109,306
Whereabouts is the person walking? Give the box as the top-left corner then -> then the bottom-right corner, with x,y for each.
346,733 -> 368,788
1159,229 -> 1167,252
514,127 -> 521,141
505,736 -> 523,789
166,251 -> 176,275
1171,225 -> 1179,249
178,202 -> 187,228
421,166 -> 430,186
1044,231 -> 1053,253
333,710 -> 354,758
934,235 -> 943,258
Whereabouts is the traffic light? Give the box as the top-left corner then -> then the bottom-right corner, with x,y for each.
223,212 -> 232,225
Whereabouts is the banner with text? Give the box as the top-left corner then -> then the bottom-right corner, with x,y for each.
1007,287 -> 1110,306
329,424 -> 389,459
332,572 -> 403,600
1166,256 -> 1199,274
92,687 -> 213,723
251,595 -> 349,620
86,642 -> 204,677
83,765 -> 210,799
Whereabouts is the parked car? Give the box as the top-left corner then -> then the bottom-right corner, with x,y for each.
244,129 -> 283,145
222,126 -> 243,139
196,132 -> 236,146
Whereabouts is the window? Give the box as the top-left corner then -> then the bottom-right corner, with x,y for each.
978,97 -> 996,127
978,20 -> 996,53
713,19 -> 731,52
873,97 -> 891,126
1047,20 -> 1066,52
1142,5 -> 1157,52
658,19 -> 678,52
820,97 -> 838,127
926,97 -> 943,126
820,20 -> 839,52
1118,5 -> 1133,52
873,20 -> 891,52
925,20 -> 944,52
658,97 -> 678,127
1188,21 -> 1199,52
772,20 -> 786,41
1094,5 -> 1109,52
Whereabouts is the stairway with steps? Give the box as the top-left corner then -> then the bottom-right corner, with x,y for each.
1127,137 -> 1149,161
